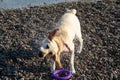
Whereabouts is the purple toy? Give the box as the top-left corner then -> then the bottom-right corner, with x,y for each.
52,69 -> 72,80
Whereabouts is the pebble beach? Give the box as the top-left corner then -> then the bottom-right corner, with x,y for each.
0,0 -> 120,79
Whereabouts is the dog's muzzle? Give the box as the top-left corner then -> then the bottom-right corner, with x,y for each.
39,51 -> 43,57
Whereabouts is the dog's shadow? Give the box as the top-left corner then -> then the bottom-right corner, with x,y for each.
0,44 -> 53,80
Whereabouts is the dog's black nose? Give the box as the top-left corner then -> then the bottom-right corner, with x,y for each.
39,51 -> 43,57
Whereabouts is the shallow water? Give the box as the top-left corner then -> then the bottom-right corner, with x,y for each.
0,0 -> 68,10
0,0 -> 102,10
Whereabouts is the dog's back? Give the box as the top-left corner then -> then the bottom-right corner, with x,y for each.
57,9 -> 81,41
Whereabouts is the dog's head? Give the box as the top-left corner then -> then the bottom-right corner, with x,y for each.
39,29 -> 59,57
39,38 -> 59,57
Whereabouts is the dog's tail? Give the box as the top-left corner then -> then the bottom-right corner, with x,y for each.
66,9 -> 77,15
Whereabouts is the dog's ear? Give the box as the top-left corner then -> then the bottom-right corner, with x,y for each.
48,29 -> 59,40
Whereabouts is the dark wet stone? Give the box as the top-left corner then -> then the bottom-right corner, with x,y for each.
116,0 -> 120,4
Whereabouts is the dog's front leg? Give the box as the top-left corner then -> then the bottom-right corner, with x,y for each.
56,55 -> 62,69
50,59 -> 56,72
51,54 -> 62,72
54,54 -> 62,69
70,42 -> 76,73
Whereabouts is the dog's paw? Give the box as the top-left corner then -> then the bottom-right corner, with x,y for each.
70,68 -> 76,74
71,69 -> 76,74
51,68 -> 55,73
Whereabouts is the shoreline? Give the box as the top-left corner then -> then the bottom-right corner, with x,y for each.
0,0 -> 102,10
0,0 -> 68,10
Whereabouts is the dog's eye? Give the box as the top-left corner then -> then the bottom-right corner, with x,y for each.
46,45 -> 49,49
49,52 -> 52,55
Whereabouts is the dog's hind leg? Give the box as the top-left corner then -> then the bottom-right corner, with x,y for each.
70,42 -> 76,73
76,32 -> 83,54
